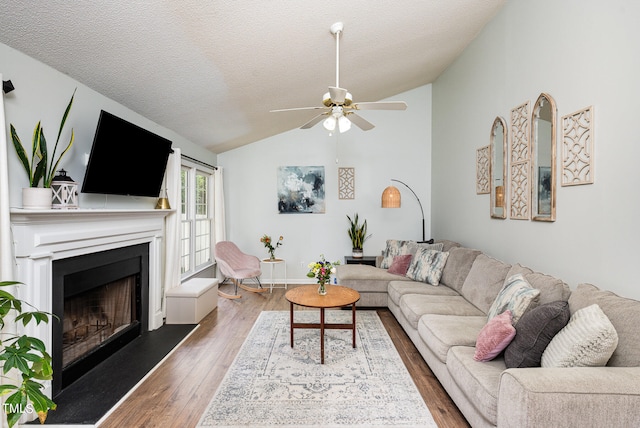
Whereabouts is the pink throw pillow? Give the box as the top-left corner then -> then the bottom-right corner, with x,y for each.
474,310 -> 516,362
388,255 -> 413,275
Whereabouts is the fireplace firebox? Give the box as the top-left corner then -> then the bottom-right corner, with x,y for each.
52,243 -> 149,397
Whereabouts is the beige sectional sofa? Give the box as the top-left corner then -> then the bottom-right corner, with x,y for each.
336,240 -> 640,427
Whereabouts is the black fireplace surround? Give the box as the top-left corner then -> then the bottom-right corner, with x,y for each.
51,243 -> 149,397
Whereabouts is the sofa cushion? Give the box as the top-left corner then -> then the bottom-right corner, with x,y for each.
460,254 -> 512,314
418,314 -> 485,363
435,239 -> 462,252
336,264 -> 411,293
487,274 -> 540,325
388,280 -> 459,307
387,255 -> 412,276
474,310 -> 516,362
439,247 -> 482,293
447,346 -> 504,425
400,294 -> 484,329
405,249 -> 449,285
506,263 -> 571,304
504,300 -> 570,368
541,304 -> 618,368
568,283 -> 640,367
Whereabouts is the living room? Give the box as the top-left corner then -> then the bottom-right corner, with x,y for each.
1,0 -> 639,427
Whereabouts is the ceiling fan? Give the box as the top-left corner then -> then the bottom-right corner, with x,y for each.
270,22 -> 407,134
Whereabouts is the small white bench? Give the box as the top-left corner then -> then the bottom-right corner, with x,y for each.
165,278 -> 219,324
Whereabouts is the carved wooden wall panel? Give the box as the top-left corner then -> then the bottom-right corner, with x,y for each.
476,146 -> 490,194
510,101 -> 530,220
562,106 -> 594,186
338,167 -> 355,199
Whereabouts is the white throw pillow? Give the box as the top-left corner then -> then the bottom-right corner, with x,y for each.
541,304 -> 618,368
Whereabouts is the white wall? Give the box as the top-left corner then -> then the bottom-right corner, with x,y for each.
2,42 -> 216,209
219,85 -> 431,281
432,0 -> 640,299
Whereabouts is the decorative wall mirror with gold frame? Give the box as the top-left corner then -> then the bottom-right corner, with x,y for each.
530,93 -> 557,222
490,117 -> 507,219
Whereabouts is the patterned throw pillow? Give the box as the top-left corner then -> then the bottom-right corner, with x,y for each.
406,241 -> 443,255
487,274 -> 540,325
380,240 -> 443,269
387,255 -> 413,276
380,240 -> 411,269
405,249 -> 449,285
541,304 -> 618,368
474,310 -> 516,362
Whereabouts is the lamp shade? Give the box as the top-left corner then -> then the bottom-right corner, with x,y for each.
381,185 -> 401,208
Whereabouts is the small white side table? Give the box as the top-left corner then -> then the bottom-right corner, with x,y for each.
261,258 -> 287,293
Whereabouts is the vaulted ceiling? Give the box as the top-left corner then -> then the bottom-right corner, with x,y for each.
0,1 -> 506,153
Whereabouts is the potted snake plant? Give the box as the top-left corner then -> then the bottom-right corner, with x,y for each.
347,213 -> 371,258
10,89 -> 76,209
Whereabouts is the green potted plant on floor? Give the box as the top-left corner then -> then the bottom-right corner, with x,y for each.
347,213 -> 371,258
10,89 -> 76,209
0,281 -> 56,426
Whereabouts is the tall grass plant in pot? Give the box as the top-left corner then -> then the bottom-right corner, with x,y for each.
347,213 -> 371,258
10,90 -> 76,209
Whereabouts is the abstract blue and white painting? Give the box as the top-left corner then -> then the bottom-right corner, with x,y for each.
277,166 -> 325,213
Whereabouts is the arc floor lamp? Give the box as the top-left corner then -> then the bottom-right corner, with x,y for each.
381,179 -> 428,243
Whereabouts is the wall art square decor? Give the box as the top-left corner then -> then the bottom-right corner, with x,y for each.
277,166 -> 326,213
338,167 -> 355,199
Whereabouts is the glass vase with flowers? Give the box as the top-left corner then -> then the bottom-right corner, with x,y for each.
307,254 -> 341,295
260,234 -> 283,260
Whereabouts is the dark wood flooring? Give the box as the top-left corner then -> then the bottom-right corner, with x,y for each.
99,283 -> 470,428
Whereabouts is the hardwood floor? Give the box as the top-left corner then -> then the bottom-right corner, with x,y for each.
100,284 -> 470,428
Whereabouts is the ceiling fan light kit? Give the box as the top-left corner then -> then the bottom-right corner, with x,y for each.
270,22 -> 407,134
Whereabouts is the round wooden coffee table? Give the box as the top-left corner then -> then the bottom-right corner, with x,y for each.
285,284 -> 360,364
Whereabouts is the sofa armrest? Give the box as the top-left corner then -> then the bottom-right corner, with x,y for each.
497,367 -> 640,428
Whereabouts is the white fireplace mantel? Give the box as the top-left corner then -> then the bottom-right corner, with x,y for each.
10,208 -> 171,340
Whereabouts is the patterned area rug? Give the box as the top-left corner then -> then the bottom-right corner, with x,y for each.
196,310 -> 437,427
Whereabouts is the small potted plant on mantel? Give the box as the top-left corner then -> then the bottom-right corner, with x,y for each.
0,280 -> 56,426
347,213 -> 371,258
10,89 -> 76,209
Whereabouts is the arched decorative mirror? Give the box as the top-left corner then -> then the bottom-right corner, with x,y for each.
531,93 -> 557,221
490,116 -> 507,219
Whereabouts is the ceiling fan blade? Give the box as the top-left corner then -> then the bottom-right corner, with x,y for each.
270,106 -> 326,113
300,113 -> 329,129
347,113 -> 375,131
350,101 -> 408,111
328,86 -> 348,104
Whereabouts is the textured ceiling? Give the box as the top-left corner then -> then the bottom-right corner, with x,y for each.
0,0 -> 506,153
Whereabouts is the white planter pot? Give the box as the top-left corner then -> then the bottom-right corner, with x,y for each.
22,187 -> 53,209
352,248 -> 363,258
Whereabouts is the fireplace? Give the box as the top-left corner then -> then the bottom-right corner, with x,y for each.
51,244 -> 150,396
10,209 -> 169,402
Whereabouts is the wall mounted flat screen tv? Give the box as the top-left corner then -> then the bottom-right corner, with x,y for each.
81,110 -> 173,197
